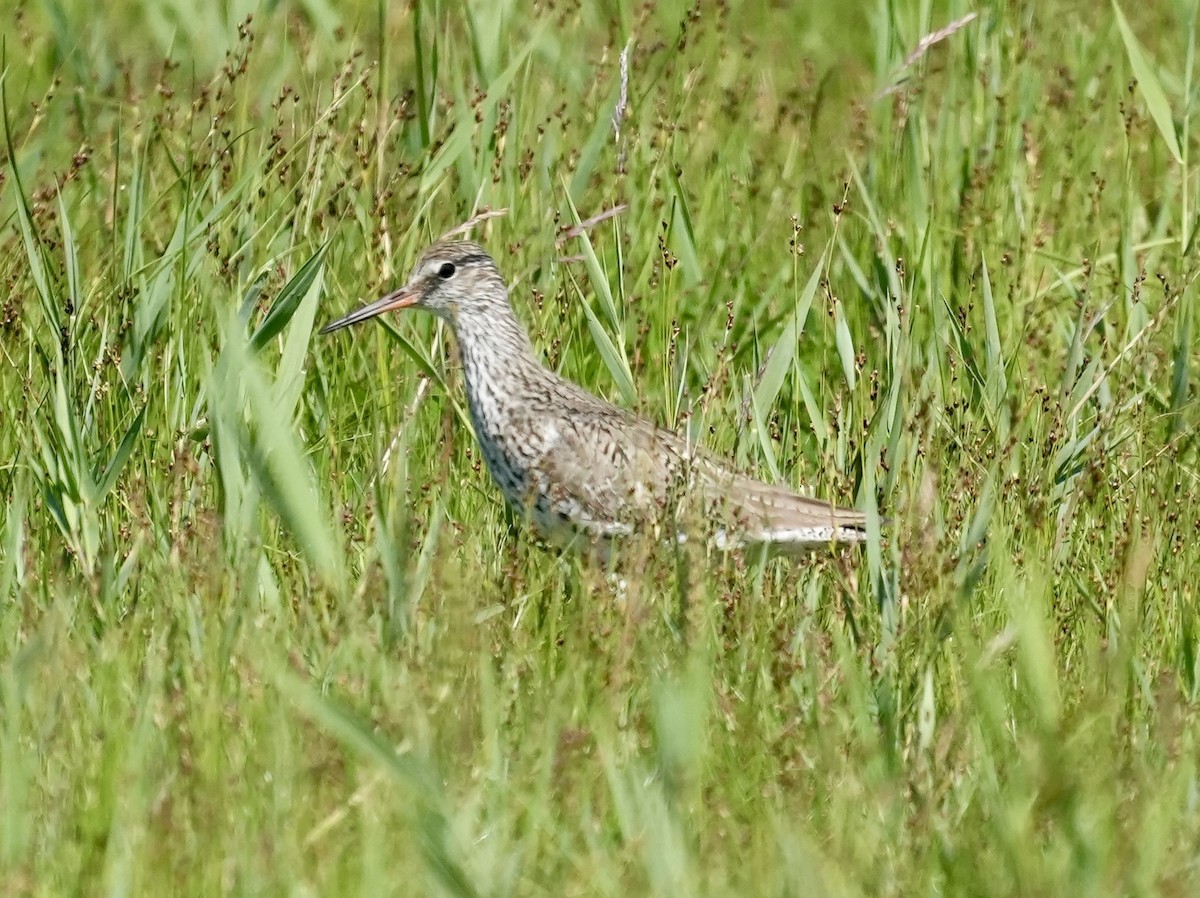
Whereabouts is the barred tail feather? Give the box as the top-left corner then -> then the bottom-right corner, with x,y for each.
706,472 -> 870,549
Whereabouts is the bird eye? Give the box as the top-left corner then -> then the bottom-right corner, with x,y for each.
437,262 -> 456,279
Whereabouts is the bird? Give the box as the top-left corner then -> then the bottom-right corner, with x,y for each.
321,239 -> 873,557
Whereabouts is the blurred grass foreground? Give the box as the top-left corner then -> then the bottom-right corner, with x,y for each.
3,0 -> 1200,895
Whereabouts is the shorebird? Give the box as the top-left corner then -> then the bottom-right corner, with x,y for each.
322,239 -> 872,556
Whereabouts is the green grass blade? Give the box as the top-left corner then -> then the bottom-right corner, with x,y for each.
568,83 -> 620,202
56,189 -> 80,319
1168,294 -> 1192,436
4,88 -> 58,350
251,242 -> 330,352
95,404 -> 147,503
561,187 -> 621,331
832,300 -> 857,391
666,165 -> 702,285
980,255 -> 1006,413
1113,0 -> 1183,163
752,257 -> 822,416
213,319 -> 343,585
273,667 -> 479,898
794,363 -> 829,448
572,279 -> 637,406
748,388 -> 781,481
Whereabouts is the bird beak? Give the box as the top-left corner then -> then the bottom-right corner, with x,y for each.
319,285 -> 420,335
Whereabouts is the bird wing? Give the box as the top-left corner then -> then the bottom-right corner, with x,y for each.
527,406 -> 693,540
693,462 -> 869,549
529,397 -> 868,550
650,428 -> 869,549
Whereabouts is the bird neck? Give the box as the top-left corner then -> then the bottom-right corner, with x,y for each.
451,299 -> 549,430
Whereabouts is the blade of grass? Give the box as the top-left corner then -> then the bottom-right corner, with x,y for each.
213,316 -> 343,585
95,404 -> 147,503
251,242 -> 330,352
832,299 -> 857,392
752,256 -> 823,417
273,667 -> 479,898
1113,0 -> 1183,164
566,267 -> 637,406
980,256 -> 1007,415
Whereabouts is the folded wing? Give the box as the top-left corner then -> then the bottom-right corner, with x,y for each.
528,402 -> 869,552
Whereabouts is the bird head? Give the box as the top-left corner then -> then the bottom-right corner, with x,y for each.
320,240 -> 505,334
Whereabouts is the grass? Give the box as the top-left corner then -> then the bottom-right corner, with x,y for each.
2,0 -> 1200,894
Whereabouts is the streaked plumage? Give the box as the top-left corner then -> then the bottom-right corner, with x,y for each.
322,239 -> 871,555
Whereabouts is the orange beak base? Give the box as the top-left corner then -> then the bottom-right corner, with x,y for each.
319,287 -> 420,335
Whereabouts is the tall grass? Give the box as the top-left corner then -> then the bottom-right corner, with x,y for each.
1,0 -> 1199,894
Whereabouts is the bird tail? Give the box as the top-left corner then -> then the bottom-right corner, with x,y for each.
704,472 -> 871,549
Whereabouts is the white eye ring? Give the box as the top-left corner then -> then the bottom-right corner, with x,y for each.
436,262 -> 456,279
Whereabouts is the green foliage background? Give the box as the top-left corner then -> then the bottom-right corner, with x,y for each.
2,0 -> 1199,894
